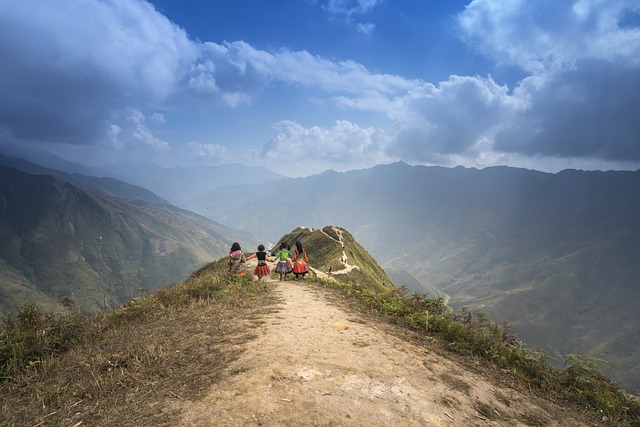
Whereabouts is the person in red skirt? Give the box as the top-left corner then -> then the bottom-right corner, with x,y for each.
292,241 -> 309,280
247,244 -> 273,281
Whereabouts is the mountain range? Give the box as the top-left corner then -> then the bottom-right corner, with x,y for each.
0,147 -> 638,392
0,143 -> 285,208
188,162 -> 640,392
0,162 -> 255,315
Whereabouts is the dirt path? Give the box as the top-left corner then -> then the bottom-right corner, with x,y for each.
176,264 -> 590,426
321,226 -> 359,275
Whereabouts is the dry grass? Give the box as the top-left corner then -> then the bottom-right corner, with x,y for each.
2,265 -> 639,426
305,276 -> 640,426
0,261 -> 278,426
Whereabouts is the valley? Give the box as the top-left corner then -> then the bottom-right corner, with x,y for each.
1,152 -> 638,392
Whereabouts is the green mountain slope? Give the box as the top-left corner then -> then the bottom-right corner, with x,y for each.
274,226 -> 395,292
0,165 -> 254,315
0,153 -> 167,204
190,162 -> 640,392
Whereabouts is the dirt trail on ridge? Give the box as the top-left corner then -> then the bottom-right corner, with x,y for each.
175,262 -> 591,426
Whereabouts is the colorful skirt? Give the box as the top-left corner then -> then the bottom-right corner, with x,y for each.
275,260 -> 292,273
254,262 -> 270,277
293,261 -> 308,275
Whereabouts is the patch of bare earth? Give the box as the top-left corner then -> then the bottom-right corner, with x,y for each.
2,260 -> 600,426
172,266 -> 596,426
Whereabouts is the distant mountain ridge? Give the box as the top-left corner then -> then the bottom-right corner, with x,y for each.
93,161 -> 286,207
0,165 -> 255,315
0,153 -> 167,205
1,149 -> 638,391
190,162 -> 640,392
0,146 -> 286,207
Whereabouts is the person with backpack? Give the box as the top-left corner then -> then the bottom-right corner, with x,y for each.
227,242 -> 246,276
246,244 -> 273,281
275,242 -> 293,280
292,241 -> 309,280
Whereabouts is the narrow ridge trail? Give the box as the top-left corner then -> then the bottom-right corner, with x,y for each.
175,263 -> 589,426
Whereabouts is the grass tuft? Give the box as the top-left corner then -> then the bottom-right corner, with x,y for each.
0,260 -> 272,426
308,276 -> 640,426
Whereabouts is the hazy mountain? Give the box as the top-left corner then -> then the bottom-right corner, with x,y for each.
190,162 -> 640,392
101,161 -> 286,207
384,266 -> 445,298
0,143 -> 113,177
0,145 -> 286,207
0,153 -> 167,205
0,165 -> 255,315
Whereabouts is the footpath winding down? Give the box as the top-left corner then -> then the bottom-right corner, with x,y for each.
175,260 -> 590,426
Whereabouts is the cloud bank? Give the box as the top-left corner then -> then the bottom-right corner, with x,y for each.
1,0 -> 638,174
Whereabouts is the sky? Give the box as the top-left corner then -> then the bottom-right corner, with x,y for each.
1,0 -> 639,177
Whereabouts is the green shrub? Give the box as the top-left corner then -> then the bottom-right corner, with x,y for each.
0,303 -> 84,380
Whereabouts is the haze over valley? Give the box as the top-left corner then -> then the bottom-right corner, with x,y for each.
1,150 -> 638,393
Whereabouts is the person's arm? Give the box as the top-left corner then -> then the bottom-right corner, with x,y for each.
246,253 -> 256,260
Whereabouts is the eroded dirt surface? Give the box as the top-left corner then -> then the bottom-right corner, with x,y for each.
173,262 -> 592,426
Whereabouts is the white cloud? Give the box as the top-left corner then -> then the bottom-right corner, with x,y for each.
263,120 -> 390,164
273,49 -> 416,94
455,0 -> 640,162
186,142 -> 229,161
3,0 -> 639,173
106,124 -> 123,149
320,0 -> 381,35
323,0 -> 381,16
128,110 -> 169,151
190,41 -> 417,99
458,0 -> 640,73
356,23 -> 376,36
149,113 -> 166,123
186,41 -> 276,106
387,75 -> 517,158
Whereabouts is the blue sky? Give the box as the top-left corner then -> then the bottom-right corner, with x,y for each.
1,0 -> 639,177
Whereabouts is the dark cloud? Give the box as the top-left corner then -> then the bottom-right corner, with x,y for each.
385,76 -> 511,161
495,59 -> 640,161
0,53 -> 121,145
0,0 -> 194,147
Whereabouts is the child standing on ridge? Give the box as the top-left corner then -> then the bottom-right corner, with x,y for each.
247,244 -> 273,281
275,242 -> 293,281
292,241 -> 309,280
227,242 -> 246,276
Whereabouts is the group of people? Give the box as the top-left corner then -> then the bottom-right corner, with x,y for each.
227,241 -> 309,281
